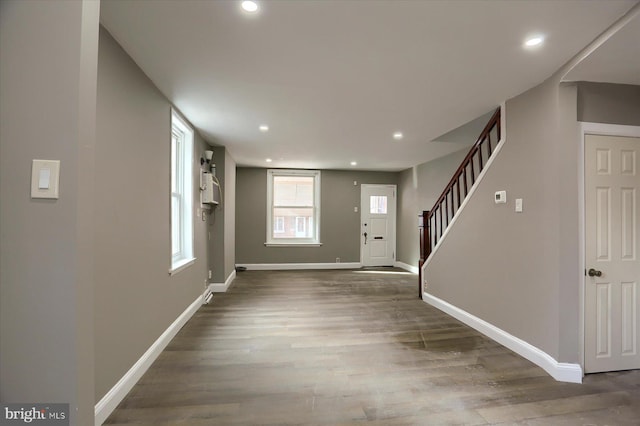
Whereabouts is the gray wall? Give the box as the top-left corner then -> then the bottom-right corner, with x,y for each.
236,168 -> 397,264
397,148 -> 469,267
94,27 -> 209,401
208,146 -> 225,282
0,1 -> 100,424
577,82 -> 640,126
208,146 -> 236,283
224,150 -> 237,278
422,81 -> 640,364
423,76 -> 582,362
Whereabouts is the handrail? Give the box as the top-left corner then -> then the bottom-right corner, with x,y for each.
429,108 -> 500,218
419,107 -> 501,298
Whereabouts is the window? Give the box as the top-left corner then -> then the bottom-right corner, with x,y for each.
274,216 -> 285,233
267,169 -> 320,245
170,110 -> 195,273
295,216 -> 306,237
370,195 -> 388,214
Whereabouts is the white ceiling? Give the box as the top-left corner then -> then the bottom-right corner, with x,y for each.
563,10 -> 640,85
432,111 -> 496,145
100,0 -> 639,171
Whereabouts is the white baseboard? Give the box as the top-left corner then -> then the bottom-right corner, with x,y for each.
236,262 -> 361,271
209,270 -> 237,293
422,292 -> 583,384
94,290 -> 206,425
394,261 -> 419,274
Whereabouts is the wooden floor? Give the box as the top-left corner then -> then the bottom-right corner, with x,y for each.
105,269 -> 640,425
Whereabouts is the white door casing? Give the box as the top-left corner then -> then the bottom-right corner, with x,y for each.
361,184 -> 396,267
585,134 -> 640,374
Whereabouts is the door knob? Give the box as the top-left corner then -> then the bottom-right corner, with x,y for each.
588,268 -> 602,277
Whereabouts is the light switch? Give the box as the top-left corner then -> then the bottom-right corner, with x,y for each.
515,198 -> 523,213
38,168 -> 51,189
494,190 -> 506,204
31,159 -> 60,199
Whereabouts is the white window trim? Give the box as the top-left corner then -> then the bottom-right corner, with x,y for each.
169,109 -> 196,274
266,169 -> 321,246
169,258 -> 196,276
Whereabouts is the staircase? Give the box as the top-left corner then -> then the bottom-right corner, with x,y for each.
418,108 -> 501,298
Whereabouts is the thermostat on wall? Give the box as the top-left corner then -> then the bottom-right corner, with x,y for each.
494,190 -> 506,204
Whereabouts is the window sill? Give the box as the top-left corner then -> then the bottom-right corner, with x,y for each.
264,243 -> 323,247
169,257 -> 196,276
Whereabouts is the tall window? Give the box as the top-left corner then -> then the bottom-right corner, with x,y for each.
170,110 -> 195,273
267,169 -> 320,245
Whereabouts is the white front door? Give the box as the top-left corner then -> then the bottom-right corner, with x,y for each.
585,134 -> 640,373
361,184 -> 396,267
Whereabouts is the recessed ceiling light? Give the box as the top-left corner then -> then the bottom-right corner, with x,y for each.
259,125 -> 269,132
265,158 -> 272,163
524,36 -> 544,47
350,161 -> 357,166
241,1 -> 258,13
393,132 -> 403,140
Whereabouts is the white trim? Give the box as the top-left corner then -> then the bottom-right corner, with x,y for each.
208,270 -> 237,292
94,290 -> 206,425
264,243 -> 323,247
578,125 -> 586,371
422,103 -> 506,275
170,108 -> 195,271
422,292 -> 583,384
236,262 -> 361,271
580,122 -> 640,138
266,169 -> 321,245
579,122 -> 640,371
168,257 -> 196,276
394,261 -> 419,274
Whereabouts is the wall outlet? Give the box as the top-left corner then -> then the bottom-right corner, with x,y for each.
336,257 -> 341,263
208,270 -> 212,279
204,279 -> 208,289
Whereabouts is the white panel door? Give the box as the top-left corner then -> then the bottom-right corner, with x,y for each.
585,134 -> 640,373
361,185 -> 396,267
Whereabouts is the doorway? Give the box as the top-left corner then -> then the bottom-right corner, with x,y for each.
360,184 -> 396,267
583,126 -> 640,374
